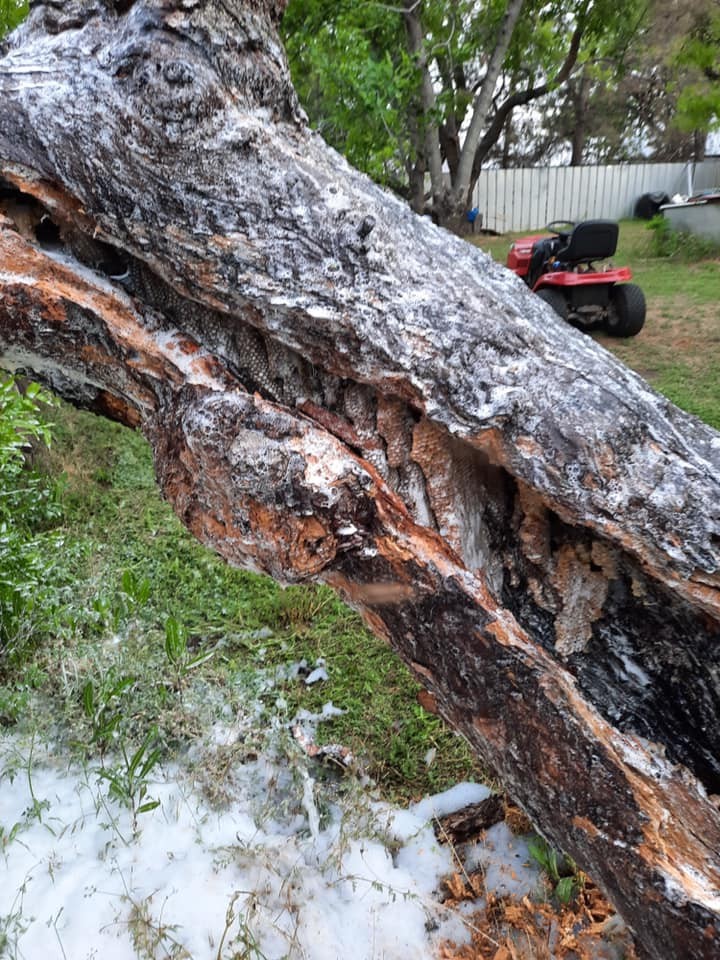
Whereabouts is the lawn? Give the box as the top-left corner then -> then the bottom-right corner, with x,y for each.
475,218 -> 720,429
0,384 -> 500,959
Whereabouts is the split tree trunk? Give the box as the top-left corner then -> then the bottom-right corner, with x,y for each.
0,4 -> 719,957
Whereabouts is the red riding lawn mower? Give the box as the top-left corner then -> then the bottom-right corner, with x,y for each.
507,219 -> 646,337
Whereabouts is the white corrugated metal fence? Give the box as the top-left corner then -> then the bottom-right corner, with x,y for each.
471,159 -> 720,233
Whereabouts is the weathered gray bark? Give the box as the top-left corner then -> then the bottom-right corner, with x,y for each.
0,3 -> 719,957
402,0 -> 444,214
452,0 -> 525,208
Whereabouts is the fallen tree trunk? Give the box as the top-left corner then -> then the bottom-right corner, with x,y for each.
0,3 -> 719,956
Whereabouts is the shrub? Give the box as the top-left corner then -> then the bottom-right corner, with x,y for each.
0,376 -> 61,650
647,214 -> 720,261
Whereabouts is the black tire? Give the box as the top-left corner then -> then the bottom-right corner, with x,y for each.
607,283 -> 646,337
536,287 -> 568,321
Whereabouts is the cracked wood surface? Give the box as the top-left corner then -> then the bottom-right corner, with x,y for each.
0,3 -> 719,956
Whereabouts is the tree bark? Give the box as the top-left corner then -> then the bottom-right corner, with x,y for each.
451,0 -> 525,219
694,129 -> 707,163
569,71 -> 590,166
402,0 -> 444,213
0,4 -> 719,957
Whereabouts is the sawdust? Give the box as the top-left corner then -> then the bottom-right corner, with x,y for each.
437,800 -> 638,960
439,877 -> 638,960
504,803 -> 533,836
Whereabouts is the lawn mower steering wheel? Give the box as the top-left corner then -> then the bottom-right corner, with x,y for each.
546,220 -> 576,237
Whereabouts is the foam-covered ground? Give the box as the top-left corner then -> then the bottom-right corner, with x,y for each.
0,707 -> 516,959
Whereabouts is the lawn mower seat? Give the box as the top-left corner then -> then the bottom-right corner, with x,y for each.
555,220 -> 618,264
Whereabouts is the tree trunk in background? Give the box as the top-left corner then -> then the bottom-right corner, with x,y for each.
501,110 -> 515,168
406,112 -> 429,216
402,0 -> 444,216
694,129 -> 707,163
570,71 -> 589,166
0,4 -> 719,957
449,0 -> 525,224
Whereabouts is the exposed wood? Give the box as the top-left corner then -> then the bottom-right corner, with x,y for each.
0,4 -> 719,957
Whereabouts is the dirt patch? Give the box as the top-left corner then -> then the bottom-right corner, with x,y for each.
638,299 -> 717,348
595,297 -> 719,384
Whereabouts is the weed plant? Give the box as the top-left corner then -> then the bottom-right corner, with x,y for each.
646,214 -> 720,261
527,835 -> 584,905
0,378 -> 62,649
97,726 -> 162,831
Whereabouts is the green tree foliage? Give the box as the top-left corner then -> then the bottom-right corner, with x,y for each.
674,7 -> 720,135
494,0 -> 666,166
0,0 -> 27,38
283,0 -> 646,226
567,0 -> 720,164
282,3 -> 416,194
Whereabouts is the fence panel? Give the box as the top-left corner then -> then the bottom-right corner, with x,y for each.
693,159 -> 720,191
472,160 -> 720,233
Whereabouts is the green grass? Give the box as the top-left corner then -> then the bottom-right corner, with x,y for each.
476,218 -> 720,429
1,403 -> 481,804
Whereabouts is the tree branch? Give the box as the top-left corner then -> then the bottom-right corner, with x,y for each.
473,16 -> 586,174
453,0 -> 526,200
